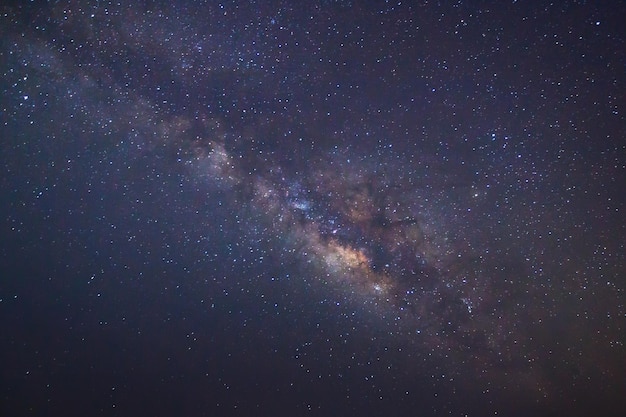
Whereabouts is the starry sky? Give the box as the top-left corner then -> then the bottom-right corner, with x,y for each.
1,1 -> 625,416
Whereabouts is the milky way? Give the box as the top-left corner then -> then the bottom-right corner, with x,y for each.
1,2 -> 625,416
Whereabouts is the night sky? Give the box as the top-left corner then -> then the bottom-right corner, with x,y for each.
1,1 -> 625,416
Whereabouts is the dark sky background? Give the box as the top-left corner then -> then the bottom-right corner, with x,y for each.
1,1 -> 625,416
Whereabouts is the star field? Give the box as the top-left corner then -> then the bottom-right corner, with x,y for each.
1,1 -> 625,416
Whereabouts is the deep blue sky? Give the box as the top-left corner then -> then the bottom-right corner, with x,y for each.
1,1 -> 625,416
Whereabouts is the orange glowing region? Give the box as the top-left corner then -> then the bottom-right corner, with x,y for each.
322,240 -> 369,272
